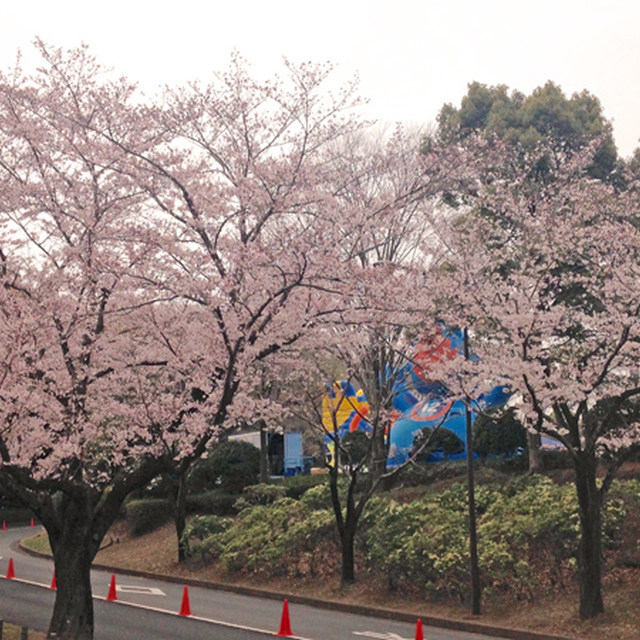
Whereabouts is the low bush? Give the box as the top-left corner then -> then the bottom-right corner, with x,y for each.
180,514 -> 233,561
125,499 -> 171,536
172,472 -> 640,604
364,475 -> 632,600
234,484 -> 287,511
183,484 -> 338,578
186,491 -> 239,516
395,459 -> 467,487
187,440 -> 260,494
277,474 -> 329,499
0,507 -> 34,525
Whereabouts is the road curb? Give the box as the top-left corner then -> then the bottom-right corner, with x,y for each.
19,538 -> 576,640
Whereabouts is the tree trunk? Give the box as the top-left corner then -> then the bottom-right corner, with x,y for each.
574,452 -> 604,619
259,421 -> 269,484
169,473 -> 188,562
327,464 -> 358,587
47,503 -> 102,640
49,541 -> 95,639
340,525 -> 356,586
527,431 -> 544,473
370,421 -> 389,490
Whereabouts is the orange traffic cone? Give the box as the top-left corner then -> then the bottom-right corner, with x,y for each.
2,521 -> 6,531
50,571 -> 57,590
276,599 -> 292,637
30,517 -> 35,528
6,558 -> 15,579
415,618 -> 424,640
178,585 -> 192,616
106,574 -> 118,601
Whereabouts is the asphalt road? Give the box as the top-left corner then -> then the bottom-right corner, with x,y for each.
0,525 -> 507,640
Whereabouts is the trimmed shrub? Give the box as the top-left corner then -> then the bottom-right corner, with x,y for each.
473,408 -> 527,460
186,491 -> 239,516
234,484 -> 287,511
126,499 -> 171,536
396,459 -> 467,487
0,507 -> 35,525
279,473 -> 329,500
187,440 -> 260,494
412,427 -> 465,461
180,514 -> 233,561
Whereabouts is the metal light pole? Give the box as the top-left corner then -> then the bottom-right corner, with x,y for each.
464,327 -> 482,615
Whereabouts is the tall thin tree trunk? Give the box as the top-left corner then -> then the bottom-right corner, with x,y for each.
259,420 -> 269,484
370,426 -> 388,489
574,452 -> 604,619
169,472 -> 188,562
527,431 -> 544,473
340,525 -> 356,586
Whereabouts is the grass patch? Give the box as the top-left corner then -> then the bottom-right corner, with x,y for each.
0,621 -> 46,639
20,531 -> 51,556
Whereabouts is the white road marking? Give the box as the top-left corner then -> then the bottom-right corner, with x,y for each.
8,577 -> 315,640
116,585 -> 166,596
353,632 -> 411,640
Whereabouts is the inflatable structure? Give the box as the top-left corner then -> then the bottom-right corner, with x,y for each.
322,327 -> 510,467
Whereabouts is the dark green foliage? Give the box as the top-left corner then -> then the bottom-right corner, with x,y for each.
339,430 -> 370,467
396,459 -> 468,487
435,80 -> 619,182
364,476 -> 633,600
0,506 -> 35,524
186,484 -> 336,577
473,408 -> 528,461
272,473 -> 329,500
233,484 -> 287,511
125,499 -> 171,536
187,440 -> 260,494
180,514 -> 233,561
175,474 -> 638,602
412,427 -> 465,461
186,491 -> 239,516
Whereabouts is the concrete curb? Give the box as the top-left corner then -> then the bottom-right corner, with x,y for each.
19,539 -> 577,640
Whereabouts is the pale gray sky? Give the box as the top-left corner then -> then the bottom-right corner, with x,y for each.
2,0 -> 639,156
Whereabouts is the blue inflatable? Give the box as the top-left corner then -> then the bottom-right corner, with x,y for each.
386,326 -> 509,466
323,326 -> 510,467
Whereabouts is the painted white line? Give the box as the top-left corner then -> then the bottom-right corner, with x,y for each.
94,596 -> 315,640
116,585 -> 166,596
8,577 -> 315,640
353,633 -> 411,640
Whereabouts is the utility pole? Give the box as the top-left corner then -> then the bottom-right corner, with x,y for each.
464,327 -> 482,615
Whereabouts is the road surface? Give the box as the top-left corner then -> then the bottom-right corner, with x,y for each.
0,525 -> 511,640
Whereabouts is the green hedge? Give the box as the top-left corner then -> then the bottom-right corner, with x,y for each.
183,476 -> 639,601
186,491 -> 239,516
0,507 -> 35,525
187,440 -> 260,494
126,499 -> 171,536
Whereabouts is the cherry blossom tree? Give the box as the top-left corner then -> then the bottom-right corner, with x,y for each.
433,142 -> 640,619
282,314 -> 452,586
274,127 -> 465,584
0,51 -> 175,640
0,42 -> 373,640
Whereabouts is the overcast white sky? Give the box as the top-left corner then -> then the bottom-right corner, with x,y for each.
2,0 -> 639,157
